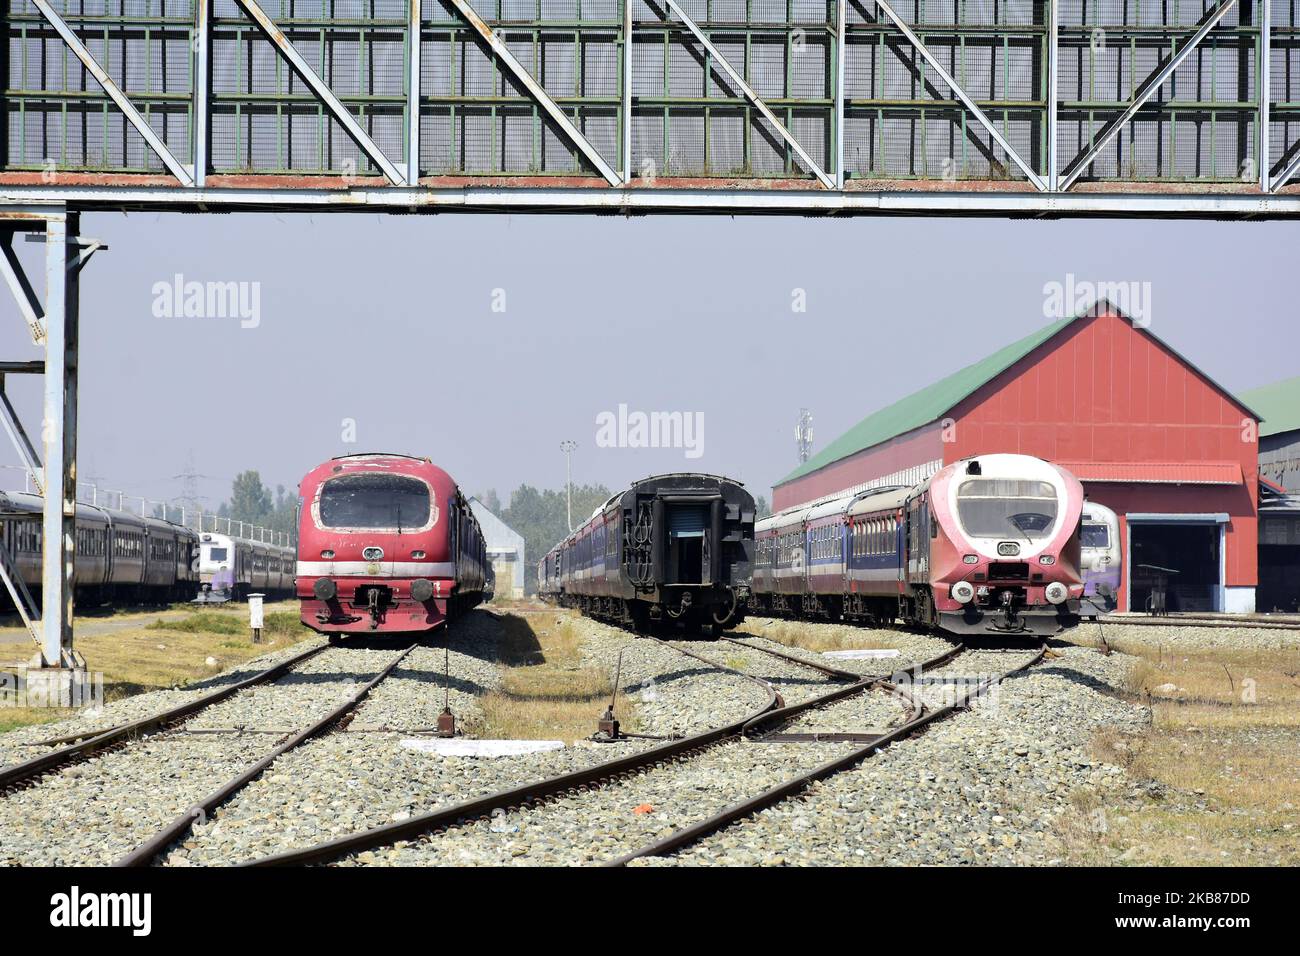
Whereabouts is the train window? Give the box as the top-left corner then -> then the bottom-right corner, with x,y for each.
956,479 -> 1057,539
1081,524 -> 1110,548
319,474 -> 431,530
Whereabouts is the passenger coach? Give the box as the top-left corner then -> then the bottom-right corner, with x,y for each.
538,473 -> 755,635
196,531 -> 294,601
0,491 -> 200,607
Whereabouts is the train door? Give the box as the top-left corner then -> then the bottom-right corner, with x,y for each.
905,497 -> 931,582
663,500 -> 709,585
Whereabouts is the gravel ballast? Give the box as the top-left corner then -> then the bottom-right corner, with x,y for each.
164,610 -> 773,865
0,638 -> 327,772
636,645 -> 1147,866
2,605 -> 1178,867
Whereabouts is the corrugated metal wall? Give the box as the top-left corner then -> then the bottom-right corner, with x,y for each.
3,0 -> 1296,182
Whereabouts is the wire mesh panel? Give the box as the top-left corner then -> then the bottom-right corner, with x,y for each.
210,0 -> 406,175
1273,0 -> 1300,183
842,0 -> 1046,181
4,0 -> 194,172
1057,0 -> 1260,182
418,0 -> 621,175
629,0 -> 834,179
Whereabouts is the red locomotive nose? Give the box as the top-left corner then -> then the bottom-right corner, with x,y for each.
294,454 -> 488,637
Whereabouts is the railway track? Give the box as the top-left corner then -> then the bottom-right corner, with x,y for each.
0,639 -> 423,867
0,641 -> 328,795
243,636 -> 960,866
608,643 -> 1047,865
116,640 -> 419,867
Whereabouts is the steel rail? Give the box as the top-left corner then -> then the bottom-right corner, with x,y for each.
739,641 -> 964,735
116,640 -> 420,867
719,636 -> 862,682
0,641 -> 329,793
607,644 -> 1047,865
243,653 -> 782,865
242,636 -> 953,866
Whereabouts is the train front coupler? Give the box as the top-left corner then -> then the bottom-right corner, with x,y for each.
986,591 -> 1027,633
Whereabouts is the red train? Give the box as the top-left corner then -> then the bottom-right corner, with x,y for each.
295,454 -> 487,635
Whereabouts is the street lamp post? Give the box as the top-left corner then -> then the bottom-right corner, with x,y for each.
560,440 -> 577,532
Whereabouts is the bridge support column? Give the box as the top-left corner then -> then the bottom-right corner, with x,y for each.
37,212 -> 79,675
0,206 -> 103,699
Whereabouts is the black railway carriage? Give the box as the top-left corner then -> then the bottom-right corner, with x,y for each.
538,474 -> 755,634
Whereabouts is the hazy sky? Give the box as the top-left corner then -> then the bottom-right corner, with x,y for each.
0,211 -> 1295,511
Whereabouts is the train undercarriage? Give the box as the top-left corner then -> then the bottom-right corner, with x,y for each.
750,585 -> 1076,636
553,585 -> 746,638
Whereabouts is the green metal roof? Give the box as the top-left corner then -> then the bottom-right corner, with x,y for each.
1240,375 -> 1300,437
778,314 -> 1080,486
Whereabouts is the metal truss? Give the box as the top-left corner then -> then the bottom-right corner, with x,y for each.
446,0 -> 622,186
866,0 -> 1047,191
1058,0 -> 1240,192
656,0 -> 835,190
0,1 -> 1297,206
1274,153 -> 1300,193
29,0 -> 194,186
234,0 -> 408,185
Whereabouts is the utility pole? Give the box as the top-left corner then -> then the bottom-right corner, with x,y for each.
560,440 -> 577,532
796,409 -> 814,464
173,449 -> 209,530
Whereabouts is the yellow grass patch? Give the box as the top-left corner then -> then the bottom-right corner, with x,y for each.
738,616 -> 906,653
0,602 -> 313,734
1055,639 -> 1300,866
472,609 -> 638,744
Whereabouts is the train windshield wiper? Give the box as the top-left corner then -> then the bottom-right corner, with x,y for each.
1006,514 -> 1032,546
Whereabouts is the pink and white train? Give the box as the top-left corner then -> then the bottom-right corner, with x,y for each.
752,454 -> 1086,636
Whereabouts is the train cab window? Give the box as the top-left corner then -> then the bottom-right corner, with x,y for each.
1081,523 -> 1110,548
956,479 -> 1058,539
319,474 -> 431,530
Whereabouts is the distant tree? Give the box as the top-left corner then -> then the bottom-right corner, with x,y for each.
268,484 -> 298,541
227,470 -> 273,525
755,495 -> 772,519
209,473 -> 296,543
501,482 -> 612,593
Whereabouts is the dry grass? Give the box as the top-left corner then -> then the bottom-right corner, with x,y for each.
1054,640 -> 1300,866
472,610 -> 638,744
740,616 -> 906,653
0,602 -> 313,734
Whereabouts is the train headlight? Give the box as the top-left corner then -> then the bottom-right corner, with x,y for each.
411,550 -> 426,559
950,581 -> 976,604
410,578 -> 434,602
962,554 -> 978,564
997,541 -> 1020,556
320,550 -> 335,559
1039,555 -> 1055,565
313,578 -> 337,601
1044,582 -> 1069,605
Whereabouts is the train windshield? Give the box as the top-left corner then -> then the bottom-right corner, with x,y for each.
956,479 -> 1058,539
207,546 -> 228,562
1081,523 -> 1110,548
319,474 -> 431,530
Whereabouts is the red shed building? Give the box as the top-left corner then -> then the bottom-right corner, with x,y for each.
773,304 -> 1261,614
